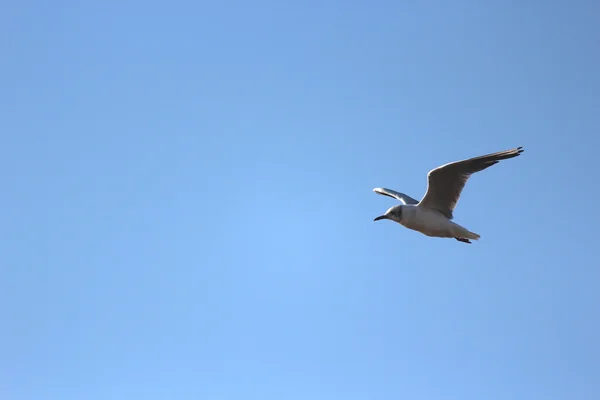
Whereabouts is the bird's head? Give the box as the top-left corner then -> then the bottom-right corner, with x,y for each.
374,205 -> 403,223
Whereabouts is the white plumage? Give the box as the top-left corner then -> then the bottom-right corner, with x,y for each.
373,147 -> 524,244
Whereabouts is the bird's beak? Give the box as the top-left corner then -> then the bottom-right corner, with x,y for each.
373,215 -> 387,222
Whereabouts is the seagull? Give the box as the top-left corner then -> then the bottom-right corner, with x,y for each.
373,147 -> 524,244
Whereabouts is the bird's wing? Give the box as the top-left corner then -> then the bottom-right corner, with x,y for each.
373,187 -> 420,205
418,147 -> 524,219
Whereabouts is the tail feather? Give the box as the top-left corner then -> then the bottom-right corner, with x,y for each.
467,231 -> 481,240
452,223 -> 480,241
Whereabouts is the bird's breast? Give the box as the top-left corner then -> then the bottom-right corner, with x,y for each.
401,206 -> 453,235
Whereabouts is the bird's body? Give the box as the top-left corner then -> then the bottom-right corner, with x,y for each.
388,204 -> 480,241
373,147 -> 524,244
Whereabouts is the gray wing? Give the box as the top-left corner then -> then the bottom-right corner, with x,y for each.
373,187 -> 420,205
418,147 -> 524,219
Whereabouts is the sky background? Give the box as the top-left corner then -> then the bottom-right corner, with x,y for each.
2,1 -> 599,399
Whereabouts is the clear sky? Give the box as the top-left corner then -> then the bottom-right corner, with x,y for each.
2,1 -> 599,399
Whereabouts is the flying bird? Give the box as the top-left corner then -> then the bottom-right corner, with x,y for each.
373,147 -> 524,244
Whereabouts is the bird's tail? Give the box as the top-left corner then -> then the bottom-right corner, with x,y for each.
466,231 -> 481,240
453,223 -> 481,241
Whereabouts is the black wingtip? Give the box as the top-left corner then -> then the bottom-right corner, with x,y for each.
494,147 -> 525,161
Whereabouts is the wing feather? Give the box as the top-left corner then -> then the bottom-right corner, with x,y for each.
373,187 -> 420,205
418,147 -> 524,219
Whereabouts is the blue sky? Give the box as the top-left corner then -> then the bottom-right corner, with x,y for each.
2,0 -> 599,399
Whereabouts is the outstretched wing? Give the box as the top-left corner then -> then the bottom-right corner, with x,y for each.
419,146 -> 524,219
373,187 -> 420,205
